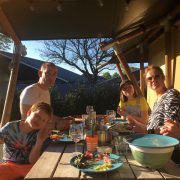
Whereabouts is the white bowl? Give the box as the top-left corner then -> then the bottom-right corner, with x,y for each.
125,134 -> 179,169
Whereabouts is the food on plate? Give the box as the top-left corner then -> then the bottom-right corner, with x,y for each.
50,130 -> 64,140
95,163 -> 112,171
110,122 -> 133,133
73,153 -> 89,168
72,151 -> 115,171
75,118 -> 83,122
84,151 -> 94,159
51,130 -> 60,134
50,134 -> 63,140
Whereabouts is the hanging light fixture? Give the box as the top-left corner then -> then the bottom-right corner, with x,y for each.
29,0 -> 35,11
125,0 -> 130,11
57,1 -> 63,12
97,0 -> 103,7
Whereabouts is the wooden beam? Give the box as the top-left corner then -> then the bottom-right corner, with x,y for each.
0,7 -> 22,127
97,56 -> 118,70
116,63 -> 125,80
139,45 -> 145,96
123,26 -> 163,57
114,44 -> 142,96
100,25 -> 158,52
97,56 -> 125,80
0,45 -> 21,127
164,19 -> 171,89
0,7 -> 20,44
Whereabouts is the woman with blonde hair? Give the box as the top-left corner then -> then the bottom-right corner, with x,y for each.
144,65 -> 180,133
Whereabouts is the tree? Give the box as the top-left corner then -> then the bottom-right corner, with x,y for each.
0,33 -> 12,51
112,72 -> 120,78
102,72 -> 111,79
39,38 -> 114,84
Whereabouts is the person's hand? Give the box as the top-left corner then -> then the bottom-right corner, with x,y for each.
126,115 -> 135,125
37,128 -> 51,143
160,119 -> 180,139
56,118 -> 73,131
132,125 -> 147,133
117,107 -> 125,116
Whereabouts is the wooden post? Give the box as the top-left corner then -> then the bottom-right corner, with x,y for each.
0,45 -> 21,127
0,7 -> 22,127
0,7 -> 21,44
113,44 -> 142,96
97,57 -> 125,80
140,45 -> 145,96
116,63 -> 126,80
164,18 -> 171,89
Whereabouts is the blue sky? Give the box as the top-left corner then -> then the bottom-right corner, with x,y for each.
10,40 -> 84,75
9,40 -> 140,75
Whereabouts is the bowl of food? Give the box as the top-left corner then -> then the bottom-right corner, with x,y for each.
125,134 -> 179,169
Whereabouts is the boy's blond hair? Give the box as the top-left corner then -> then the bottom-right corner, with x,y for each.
30,102 -> 53,118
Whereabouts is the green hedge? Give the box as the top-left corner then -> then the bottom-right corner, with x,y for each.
51,84 -> 120,116
0,84 -> 120,120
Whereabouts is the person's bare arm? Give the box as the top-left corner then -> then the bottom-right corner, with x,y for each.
29,128 -> 50,164
20,103 -> 31,119
127,110 -> 148,125
55,116 -> 73,130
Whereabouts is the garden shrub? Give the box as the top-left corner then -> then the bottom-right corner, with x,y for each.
0,83 -> 120,120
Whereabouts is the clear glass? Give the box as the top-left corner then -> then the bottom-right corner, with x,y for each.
69,123 -> 84,156
86,105 -> 94,114
113,136 -> 129,155
106,110 -> 116,123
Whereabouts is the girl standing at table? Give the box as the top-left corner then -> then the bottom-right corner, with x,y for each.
117,79 -> 149,125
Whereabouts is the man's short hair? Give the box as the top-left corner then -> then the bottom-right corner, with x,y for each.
40,62 -> 57,71
30,102 -> 53,117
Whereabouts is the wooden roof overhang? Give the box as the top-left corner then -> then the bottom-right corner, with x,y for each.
0,0 -> 180,126
0,0 -> 180,63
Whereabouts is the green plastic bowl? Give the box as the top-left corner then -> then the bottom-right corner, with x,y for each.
129,144 -> 174,168
125,134 -> 179,169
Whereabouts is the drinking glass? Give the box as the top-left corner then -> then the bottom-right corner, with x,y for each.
69,123 -> 84,156
113,136 -> 129,155
106,110 -> 116,123
86,105 -> 94,114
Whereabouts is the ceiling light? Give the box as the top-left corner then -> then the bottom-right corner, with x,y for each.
97,0 -> 103,7
29,0 -> 35,11
124,0 -> 130,11
57,1 -> 63,12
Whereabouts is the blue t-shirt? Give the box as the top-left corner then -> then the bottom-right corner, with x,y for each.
0,120 -> 38,164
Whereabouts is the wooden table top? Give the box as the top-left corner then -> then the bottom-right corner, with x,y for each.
25,142 -> 180,180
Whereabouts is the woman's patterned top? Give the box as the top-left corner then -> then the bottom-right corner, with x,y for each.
147,89 -> 180,130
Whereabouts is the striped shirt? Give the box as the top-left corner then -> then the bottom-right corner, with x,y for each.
147,89 -> 180,130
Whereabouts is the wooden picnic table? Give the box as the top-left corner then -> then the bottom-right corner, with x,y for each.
25,141 -> 180,180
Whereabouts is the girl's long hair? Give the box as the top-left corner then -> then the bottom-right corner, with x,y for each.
120,82 -> 138,102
